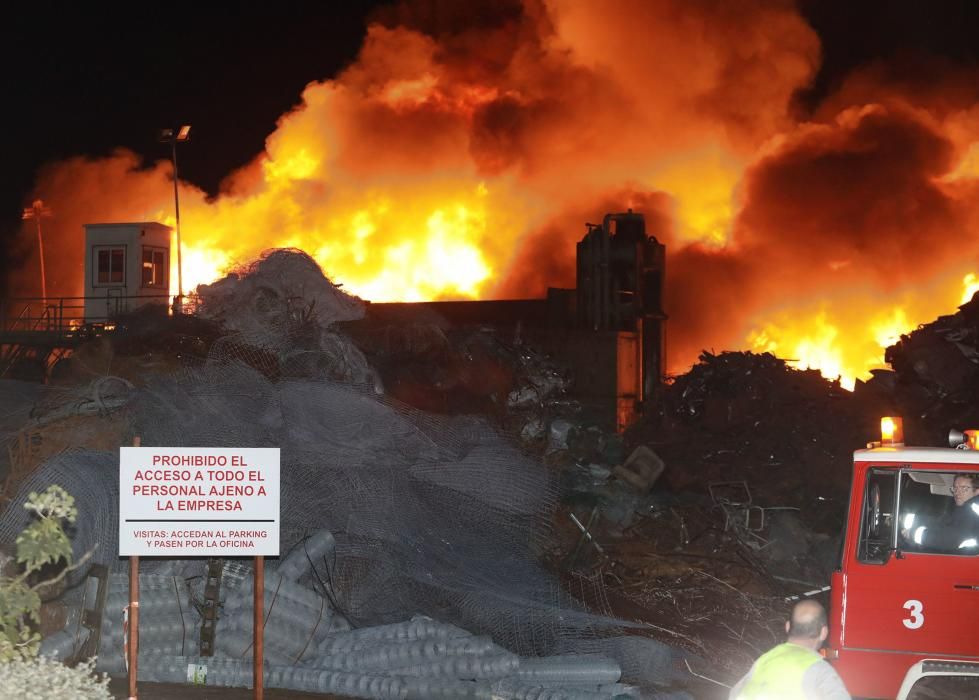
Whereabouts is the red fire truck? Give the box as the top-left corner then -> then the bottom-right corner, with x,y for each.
827,417 -> 979,698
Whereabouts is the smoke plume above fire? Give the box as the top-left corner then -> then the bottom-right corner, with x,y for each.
14,0 -> 979,388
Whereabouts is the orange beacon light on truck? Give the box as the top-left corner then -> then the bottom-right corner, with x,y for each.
880,416 -> 904,446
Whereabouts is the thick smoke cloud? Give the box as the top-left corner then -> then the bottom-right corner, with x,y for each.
11,0 -> 979,382
738,105 -> 962,289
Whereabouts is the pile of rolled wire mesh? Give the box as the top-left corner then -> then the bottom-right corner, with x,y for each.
55,533 -> 641,698
0,250 -> 691,699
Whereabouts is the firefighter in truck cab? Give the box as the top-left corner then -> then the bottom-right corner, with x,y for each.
826,418 -> 979,699
901,473 -> 979,552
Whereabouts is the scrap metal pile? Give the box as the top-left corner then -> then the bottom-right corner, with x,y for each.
329,324 -> 890,684
0,250 -> 690,699
541,294 -> 979,684
876,291 -> 979,434
4,251 -> 979,696
538,351 -> 877,683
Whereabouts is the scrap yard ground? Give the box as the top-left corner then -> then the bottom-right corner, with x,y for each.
5,255 -> 979,697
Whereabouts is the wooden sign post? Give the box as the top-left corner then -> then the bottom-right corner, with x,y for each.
254,555 -> 264,699
128,436 -> 140,700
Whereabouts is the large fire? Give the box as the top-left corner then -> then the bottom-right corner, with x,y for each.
14,1 -> 979,390
168,180 -> 501,303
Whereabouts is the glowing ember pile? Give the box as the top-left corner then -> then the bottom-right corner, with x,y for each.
14,1 -> 979,389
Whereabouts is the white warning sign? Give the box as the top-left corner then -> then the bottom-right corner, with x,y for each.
119,447 -> 280,556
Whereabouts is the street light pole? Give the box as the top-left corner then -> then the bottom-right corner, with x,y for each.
171,137 -> 183,302
21,199 -> 53,300
160,125 -> 191,312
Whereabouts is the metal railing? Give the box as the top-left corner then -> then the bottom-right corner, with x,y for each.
0,294 -> 174,335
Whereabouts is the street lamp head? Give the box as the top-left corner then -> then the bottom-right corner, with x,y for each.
22,199 -> 53,220
159,125 -> 192,143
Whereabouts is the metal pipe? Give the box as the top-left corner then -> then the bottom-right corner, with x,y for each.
254,555 -> 264,700
569,512 -> 605,555
35,213 -> 46,302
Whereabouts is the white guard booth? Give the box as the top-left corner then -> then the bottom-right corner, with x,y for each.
83,222 -> 172,325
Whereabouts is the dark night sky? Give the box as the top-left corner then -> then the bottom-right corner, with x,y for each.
0,1 -> 382,268
1,0 -> 978,291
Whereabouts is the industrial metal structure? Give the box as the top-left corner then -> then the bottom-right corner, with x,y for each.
358,210 -> 668,431
575,209 -> 667,428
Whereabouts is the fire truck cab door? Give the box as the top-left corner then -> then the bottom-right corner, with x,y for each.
844,468 -> 979,658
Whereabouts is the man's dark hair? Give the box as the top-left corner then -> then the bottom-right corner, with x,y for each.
955,473 -> 978,489
788,602 -> 827,639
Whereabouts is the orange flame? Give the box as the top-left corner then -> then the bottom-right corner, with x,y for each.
647,145 -> 741,246
14,3 -> 979,395
961,272 -> 979,304
166,176 -> 508,303
747,280 -> 977,390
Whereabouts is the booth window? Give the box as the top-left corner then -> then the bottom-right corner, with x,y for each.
95,246 -> 126,285
141,246 -> 168,288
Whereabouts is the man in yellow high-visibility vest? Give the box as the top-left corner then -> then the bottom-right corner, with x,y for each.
729,600 -> 850,699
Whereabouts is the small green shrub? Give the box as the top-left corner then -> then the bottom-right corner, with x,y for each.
0,486 -> 107,697
0,656 -> 110,699
0,485 -> 91,661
